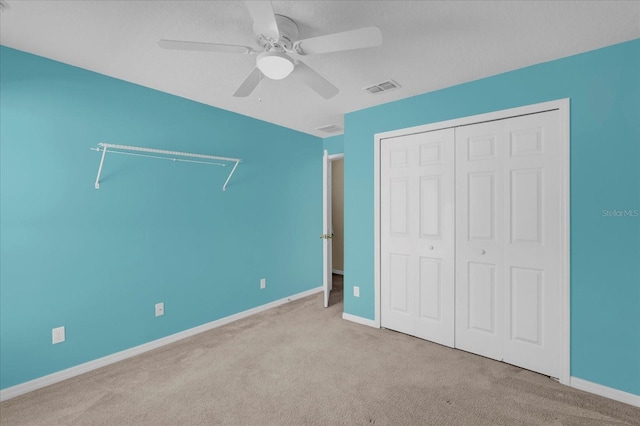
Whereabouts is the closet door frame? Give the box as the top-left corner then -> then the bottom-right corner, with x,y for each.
373,98 -> 570,385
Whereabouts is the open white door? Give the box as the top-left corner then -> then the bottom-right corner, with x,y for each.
322,150 -> 333,308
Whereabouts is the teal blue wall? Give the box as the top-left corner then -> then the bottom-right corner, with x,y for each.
323,135 -> 344,155
0,47 -> 322,389
343,39 -> 640,395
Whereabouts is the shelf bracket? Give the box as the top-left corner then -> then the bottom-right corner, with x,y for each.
223,160 -> 240,192
94,144 -> 108,189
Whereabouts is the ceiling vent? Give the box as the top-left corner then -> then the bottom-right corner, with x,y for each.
317,124 -> 344,134
364,79 -> 401,94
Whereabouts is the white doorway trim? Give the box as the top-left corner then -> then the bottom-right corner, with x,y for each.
373,99 -> 570,385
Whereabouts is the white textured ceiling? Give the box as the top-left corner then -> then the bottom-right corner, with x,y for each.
1,1 -> 639,138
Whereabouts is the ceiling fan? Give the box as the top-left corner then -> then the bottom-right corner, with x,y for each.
158,1 -> 382,99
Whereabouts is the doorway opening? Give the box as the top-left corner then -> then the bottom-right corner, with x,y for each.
323,151 -> 344,307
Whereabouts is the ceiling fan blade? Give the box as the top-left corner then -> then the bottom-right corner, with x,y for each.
158,40 -> 255,54
291,61 -> 339,99
244,1 -> 280,40
233,67 -> 262,97
294,26 -> 382,55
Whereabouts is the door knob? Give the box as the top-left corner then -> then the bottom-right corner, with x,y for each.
480,249 -> 486,255
429,245 -> 434,250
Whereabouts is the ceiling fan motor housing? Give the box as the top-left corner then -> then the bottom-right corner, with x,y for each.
256,14 -> 299,52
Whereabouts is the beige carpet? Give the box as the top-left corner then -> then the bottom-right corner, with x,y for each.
2,276 -> 639,425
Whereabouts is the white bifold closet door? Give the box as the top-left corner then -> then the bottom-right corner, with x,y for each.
380,128 -> 455,347
455,110 -> 562,378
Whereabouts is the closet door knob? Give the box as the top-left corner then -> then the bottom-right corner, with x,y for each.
480,249 -> 486,255
429,245 -> 434,250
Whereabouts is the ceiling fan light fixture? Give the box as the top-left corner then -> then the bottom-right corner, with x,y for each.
257,51 -> 295,80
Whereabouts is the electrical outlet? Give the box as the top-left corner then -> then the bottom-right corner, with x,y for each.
155,302 -> 164,317
354,286 -> 360,297
52,326 -> 65,344
260,278 -> 266,289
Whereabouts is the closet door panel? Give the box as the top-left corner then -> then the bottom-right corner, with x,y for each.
414,130 -> 454,346
455,111 -> 562,378
381,141 -> 415,335
455,120 -> 505,361
502,111 -> 561,378
381,129 -> 455,347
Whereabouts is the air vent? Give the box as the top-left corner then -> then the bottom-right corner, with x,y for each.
317,124 -> 344,134
363,79 -> 401,94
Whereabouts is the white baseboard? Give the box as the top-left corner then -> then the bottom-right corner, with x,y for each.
570,377 -> 640,407
0,286 -> 323,402
342,313 -> 378,328
332,269 -> 344,275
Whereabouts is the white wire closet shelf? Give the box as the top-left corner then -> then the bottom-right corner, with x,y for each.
91,143 -> 242,191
